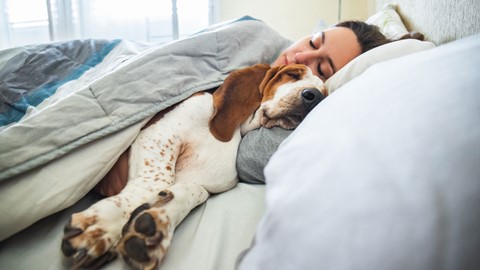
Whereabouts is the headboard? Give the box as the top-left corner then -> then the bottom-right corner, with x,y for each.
375,0 -> 480,45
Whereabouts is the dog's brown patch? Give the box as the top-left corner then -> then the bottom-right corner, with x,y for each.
94,238 -> 107,255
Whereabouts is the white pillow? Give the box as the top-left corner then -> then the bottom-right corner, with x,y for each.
366,4 -> 409,40
325,39 -> 435,93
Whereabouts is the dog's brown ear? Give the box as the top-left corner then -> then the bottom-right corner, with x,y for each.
258,65 -> 282,97
209,64 -> 271,142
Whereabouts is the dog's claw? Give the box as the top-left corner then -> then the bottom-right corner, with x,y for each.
61,238 -> 76,257
63,220 -> 83,239
63,227 -> 83,239
73,248 -> 88,263
64,244 -> 117,269
62,211 -> 122,269
154,190 -> 174,206
82,251 -> 118,269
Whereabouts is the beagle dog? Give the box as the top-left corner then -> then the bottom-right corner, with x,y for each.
61,64 -> 326,269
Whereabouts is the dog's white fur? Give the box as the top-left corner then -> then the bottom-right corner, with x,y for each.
62,64 -> 325,269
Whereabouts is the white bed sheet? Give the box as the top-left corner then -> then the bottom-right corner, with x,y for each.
0,183 -> 265,270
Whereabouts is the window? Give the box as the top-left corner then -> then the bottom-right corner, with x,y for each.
0,0 -> 216,49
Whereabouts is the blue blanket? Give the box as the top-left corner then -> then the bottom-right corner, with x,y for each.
0,39 -> 120,126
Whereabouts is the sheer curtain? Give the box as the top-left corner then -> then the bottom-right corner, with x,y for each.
0,0 -> 213,50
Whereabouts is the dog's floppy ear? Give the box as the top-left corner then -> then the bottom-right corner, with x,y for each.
258,65 -> 282,98
209,64 -> 271,142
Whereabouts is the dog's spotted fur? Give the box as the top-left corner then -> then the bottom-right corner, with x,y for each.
62,64 -> 325,269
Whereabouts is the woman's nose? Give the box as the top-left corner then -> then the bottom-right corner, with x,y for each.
294,51 -> 317,65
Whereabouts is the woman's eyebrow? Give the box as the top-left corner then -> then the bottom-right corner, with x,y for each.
322,32 -> 337,73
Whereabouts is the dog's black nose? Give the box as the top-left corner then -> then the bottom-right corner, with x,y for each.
301,88 -> 325,112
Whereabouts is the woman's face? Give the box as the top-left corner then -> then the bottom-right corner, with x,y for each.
272,27 -> 361,81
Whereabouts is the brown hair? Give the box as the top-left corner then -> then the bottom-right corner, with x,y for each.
336,20 -> 424,53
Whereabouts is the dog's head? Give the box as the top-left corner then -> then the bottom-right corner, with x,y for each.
210,64 -> 326,142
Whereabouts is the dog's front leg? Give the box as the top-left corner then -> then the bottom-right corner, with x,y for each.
61,179 -> 170,269
117,182 -> 210,269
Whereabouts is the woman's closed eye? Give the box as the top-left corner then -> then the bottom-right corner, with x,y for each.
308,37 -> 326,79
317,64 -> 325,77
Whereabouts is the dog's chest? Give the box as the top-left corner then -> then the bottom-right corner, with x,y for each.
129,94 -> 219,179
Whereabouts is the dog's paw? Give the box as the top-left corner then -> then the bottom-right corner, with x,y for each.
117,190 -> 175,270
61,211 -> 121,269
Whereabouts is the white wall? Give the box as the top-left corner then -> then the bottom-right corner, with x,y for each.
217,0 -> 374,41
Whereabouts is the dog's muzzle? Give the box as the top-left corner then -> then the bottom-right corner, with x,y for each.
301,88 -> 325,112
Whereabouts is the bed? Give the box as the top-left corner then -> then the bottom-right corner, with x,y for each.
0,0 -> 479,269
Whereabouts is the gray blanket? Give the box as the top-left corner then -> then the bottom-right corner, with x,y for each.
0,17 -> 291,180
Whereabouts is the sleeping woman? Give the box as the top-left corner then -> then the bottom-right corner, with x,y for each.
237,20 -> 425,184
